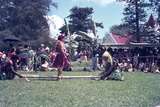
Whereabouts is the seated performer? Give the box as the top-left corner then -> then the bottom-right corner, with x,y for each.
0,55 -> 29,81
99,50 -> 114,80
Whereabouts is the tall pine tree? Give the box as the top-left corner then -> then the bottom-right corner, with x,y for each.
149,0 -> 160,22
117,0 -> 148,42
123,0 -> 147,41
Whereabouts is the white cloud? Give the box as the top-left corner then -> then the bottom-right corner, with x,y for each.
88,0 -> 115,5
73,0 -> 126,6
73,0 -> 116,5
46,15 -> 65,38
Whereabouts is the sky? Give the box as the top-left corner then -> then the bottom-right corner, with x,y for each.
48,0 -> 126,38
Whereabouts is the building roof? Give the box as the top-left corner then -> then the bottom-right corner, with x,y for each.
110,33 -> 131,45
146,14 -> 156,28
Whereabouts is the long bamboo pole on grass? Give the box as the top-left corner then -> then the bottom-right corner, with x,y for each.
21,74 -> 100,79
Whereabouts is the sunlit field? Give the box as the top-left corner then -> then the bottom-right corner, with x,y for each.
0,71 -> 160,107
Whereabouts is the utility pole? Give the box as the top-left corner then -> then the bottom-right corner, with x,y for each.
135,0 -> 140,42
64,18 -> 70,37
91,16 -> 98,48
158,6 -> 160,23
64,18 -> 73,57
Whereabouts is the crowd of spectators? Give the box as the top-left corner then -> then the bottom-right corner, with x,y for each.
0,44 -> 51,72
0,44 -> 160,74
108,47 -> 160,73
88,46 -> 160,73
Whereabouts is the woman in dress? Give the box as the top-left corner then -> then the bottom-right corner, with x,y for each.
53,34 -> 68,80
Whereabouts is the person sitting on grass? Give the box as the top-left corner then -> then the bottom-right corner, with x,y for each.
99,50 -> 114,80
108,61 -> 124,81
128,63 -> 133,72
99,50 -> 124,81
155,67 -> 160,73
0,54 -> 29,81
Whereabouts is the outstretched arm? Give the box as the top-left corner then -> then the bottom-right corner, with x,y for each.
11,66 -> 30,82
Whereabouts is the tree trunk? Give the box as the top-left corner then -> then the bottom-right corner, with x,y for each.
158,6 -> 160,23
135,0 -> 140,42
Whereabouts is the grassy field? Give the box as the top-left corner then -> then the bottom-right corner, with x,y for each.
0,72 -> 160,107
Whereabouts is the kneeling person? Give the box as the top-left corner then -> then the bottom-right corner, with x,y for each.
99,50 -> 114,80
99,51 -> 124,81
0,56 -> 29,81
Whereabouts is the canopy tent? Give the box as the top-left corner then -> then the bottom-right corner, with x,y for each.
3,36 -> 21,42
102,42 -> 160,47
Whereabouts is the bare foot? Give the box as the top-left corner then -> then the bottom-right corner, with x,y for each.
25,77 -> 30,82
23,75 -> 30,82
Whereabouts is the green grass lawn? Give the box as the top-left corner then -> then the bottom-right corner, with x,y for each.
0,72 -> 160,107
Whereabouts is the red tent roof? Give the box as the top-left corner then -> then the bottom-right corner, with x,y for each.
111,33 -> 132,45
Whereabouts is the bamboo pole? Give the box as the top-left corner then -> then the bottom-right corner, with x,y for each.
21,74 -> 100,79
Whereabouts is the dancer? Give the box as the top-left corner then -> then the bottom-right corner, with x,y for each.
53,34 -> 68,80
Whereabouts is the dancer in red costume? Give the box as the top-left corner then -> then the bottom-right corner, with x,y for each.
53,34 -> 68,80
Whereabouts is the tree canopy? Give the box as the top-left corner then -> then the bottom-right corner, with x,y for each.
60,6 -> 103,51
0,0 -> 56,48
149,0 -> 160,22
122,0 -> 147,35
110,24 -> 133,36
60,6 -> 103,35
